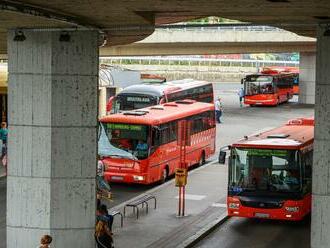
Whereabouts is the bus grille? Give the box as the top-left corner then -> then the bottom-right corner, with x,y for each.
239,198 -> 284,209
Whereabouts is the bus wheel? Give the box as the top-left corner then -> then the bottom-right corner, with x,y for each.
160,166 -> 169,184
199,152 -> 206,166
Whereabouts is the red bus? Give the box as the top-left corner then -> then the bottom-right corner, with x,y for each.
99,100 -> 216,184
261,66 -> 299,95
140,73 -> 166,83
226,117 -> 313,221
107,79 -> 214,114
242,71 -> 296,106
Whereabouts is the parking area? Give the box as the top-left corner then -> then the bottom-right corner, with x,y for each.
101,82 -> 313,248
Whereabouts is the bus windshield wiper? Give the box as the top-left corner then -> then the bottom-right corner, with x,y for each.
110,154 -> 139,161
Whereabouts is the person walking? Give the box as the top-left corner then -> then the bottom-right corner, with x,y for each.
215,97 -> 223,123
0,122 -> 8,158
238,88 -> 245,107
96,157 -> 112,208
0,122 -> 8,176
95,219 -> 114,248
97,204 -> 114,232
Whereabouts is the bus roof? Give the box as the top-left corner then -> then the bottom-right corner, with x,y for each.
100,100 -> 215,125
232,117 -> 314,150
261,66 -> 299,75
118,79 -> 212,97
247,73 -> 296,78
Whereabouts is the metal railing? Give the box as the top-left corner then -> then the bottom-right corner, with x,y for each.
159,25 -> 283,33
102,57 -> 299,68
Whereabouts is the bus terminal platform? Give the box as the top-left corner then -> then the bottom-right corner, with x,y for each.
108,160 -> 228,248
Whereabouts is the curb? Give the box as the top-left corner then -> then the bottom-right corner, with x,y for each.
177,213 -> 230,248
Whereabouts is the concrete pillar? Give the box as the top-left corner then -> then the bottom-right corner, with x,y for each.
7,30 -> 98,247
312,26 -> 330,248
299,52 -> 316,104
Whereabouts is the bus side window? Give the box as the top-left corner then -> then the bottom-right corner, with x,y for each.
151,127 -> 161,148
302,150 -> 313,194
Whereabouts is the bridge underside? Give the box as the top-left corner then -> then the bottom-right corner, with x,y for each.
0,0 -> 328,54
100,41 -> 316,56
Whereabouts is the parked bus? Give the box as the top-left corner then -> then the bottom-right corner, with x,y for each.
107,79 -> 214,113
242,70 -> 296,106
225,117 -> 313,221
141,73 -> 166,83
261,66 -> 299,95
99,100 -> 216,184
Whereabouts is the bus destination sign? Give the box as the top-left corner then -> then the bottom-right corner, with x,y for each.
107,123 -> 143,131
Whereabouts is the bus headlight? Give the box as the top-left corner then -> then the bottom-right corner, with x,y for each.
228,203 -> 240,209
285,206 -> 299,212
133,175 -> 144,181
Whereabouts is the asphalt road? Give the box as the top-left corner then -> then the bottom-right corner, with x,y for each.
194,216 -> 310,248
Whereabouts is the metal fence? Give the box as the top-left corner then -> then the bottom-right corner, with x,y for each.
102,57 -> 299,68
159,25 -> 284,32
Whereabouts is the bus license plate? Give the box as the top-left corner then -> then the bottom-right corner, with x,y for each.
255,213 -> 270,218
111,176 -> 123,181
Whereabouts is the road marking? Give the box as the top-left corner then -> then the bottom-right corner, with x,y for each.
109,159 -> 219,212
175,194 -> 206,201
212,203 -> 227,208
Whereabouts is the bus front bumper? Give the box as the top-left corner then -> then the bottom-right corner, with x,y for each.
227,197 -> 307,221
244,98 -> 278,106
104,171 -> 149,184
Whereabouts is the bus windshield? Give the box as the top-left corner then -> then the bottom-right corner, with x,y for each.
245,75 -> 274,95
229,148 -> 301,196
113,94 -> 158,112
98,122 -> 149,160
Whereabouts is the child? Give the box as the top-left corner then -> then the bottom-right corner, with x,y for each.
38,235 -> 52,248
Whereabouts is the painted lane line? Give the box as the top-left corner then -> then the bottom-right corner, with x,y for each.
109,159 -> 219,212
175,194 -> 206,201
212,203 -> 227,208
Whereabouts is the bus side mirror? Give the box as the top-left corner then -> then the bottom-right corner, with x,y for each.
219,151 -> 226,164
241,79 -> 244,85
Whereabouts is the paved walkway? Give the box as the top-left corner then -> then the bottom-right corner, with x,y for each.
0,164 -> 5,178
109,161 -> 228,248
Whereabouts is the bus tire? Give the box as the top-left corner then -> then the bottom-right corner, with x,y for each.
160,166 -> 169,184
199,151 -> 206,166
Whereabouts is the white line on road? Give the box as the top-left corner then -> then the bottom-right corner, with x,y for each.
212,203 -> 227,208
175,194 -> 206,201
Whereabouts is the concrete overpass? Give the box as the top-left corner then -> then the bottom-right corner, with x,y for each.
101,26 -> 316,104
101,26 -> 316,56
0,1 -> 329,247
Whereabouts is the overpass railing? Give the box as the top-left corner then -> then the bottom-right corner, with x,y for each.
159,25 -> 284,32
102,57 -> 299,68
